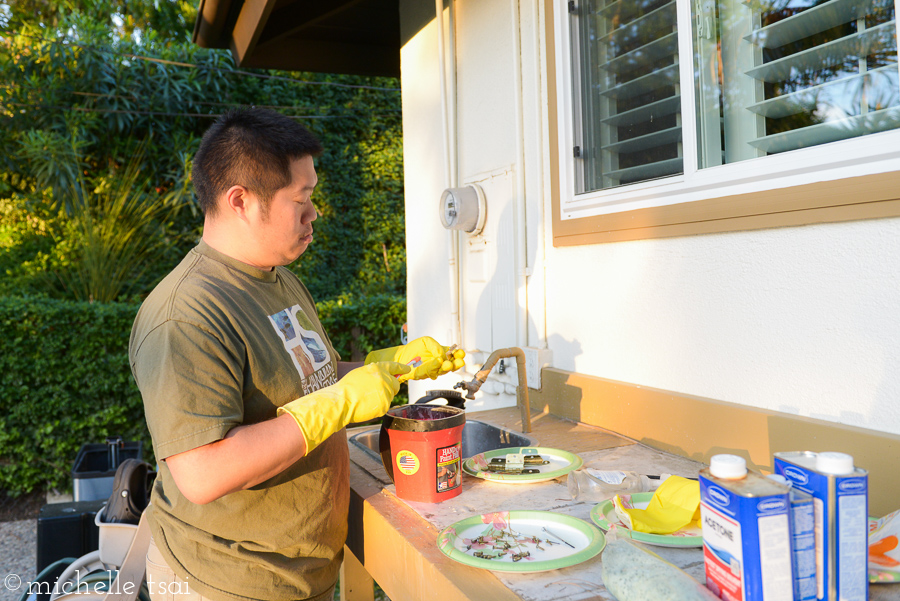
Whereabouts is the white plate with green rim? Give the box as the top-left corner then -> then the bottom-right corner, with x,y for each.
462,447 -> 583,483
436,510 -> 606,573
590,492 -> 703,547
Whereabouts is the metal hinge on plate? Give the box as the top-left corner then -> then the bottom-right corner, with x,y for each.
568,1 -> 577,14
573,145 -> 582,158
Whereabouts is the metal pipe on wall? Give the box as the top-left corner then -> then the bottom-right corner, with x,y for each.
511,0 -> 530,349
436,0 -> 462,348
533,0 -> 549,346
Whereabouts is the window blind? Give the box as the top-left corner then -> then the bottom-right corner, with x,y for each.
572,0 -> 684,192
741,0 -> 898,154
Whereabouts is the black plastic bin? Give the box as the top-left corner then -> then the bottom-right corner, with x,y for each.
70,439 -> 142,502
35,498 -> 106,573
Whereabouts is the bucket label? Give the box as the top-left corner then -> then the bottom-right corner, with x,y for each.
436,443 -> 461,493
396,450 -> 420,475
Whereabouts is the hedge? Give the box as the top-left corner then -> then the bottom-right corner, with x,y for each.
0,292 -> 404,497
0,296 -> 146,496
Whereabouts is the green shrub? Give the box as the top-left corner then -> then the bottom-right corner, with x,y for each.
0,292 -> 406,496
0,296 -> 146,496
317,292 -> 409,406
316,293 -> 406,361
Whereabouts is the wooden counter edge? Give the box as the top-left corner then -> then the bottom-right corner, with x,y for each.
345,461 -> 523,601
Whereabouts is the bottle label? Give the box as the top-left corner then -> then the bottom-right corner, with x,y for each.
586,469 -> 626,485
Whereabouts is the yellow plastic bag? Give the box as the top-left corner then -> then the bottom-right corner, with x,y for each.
612,475 -> 700,535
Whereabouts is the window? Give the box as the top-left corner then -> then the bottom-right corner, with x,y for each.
557,0 -> 900,226
695,0 -> 897,166
570,0 -> 684,192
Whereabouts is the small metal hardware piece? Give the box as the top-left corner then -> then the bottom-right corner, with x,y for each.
484,466 -> 540,474
490,454 -> 548,466
542,527 -> 576,549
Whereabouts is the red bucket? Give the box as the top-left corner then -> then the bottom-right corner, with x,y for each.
379,404 -> 465,503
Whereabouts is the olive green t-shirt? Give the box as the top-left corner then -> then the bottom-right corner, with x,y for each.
129,241 -> 346,601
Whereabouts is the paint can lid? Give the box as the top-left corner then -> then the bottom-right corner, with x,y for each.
767,474 -> 790,487
816,452 -> 854,475
710,454 -> 747,479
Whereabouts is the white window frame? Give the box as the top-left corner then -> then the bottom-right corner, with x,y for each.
553,0 -> 900,222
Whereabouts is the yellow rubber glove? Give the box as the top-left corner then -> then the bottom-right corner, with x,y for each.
365,336 -> 466,383
277,362 -> 410,454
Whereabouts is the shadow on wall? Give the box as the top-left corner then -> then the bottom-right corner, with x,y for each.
463,196 -> 583,408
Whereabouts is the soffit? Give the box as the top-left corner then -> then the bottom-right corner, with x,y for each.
193,0 -> 401,78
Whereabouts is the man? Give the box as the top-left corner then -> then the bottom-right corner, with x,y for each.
129,107 -> 464,601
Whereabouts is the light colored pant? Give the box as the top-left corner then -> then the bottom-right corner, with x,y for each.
146,537 -> 214,601
145,537 -> 336,601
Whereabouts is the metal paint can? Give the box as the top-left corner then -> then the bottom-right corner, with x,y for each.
380,404 -> 465,503
774,452 -> 868,601
788,487 -> 817,601
768,474 -> 816,601
700,454 -> 794,601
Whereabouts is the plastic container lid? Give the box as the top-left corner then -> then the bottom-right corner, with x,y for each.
767,474 -> 789,486
710,454 -> 748,479
816,452 -> 854,475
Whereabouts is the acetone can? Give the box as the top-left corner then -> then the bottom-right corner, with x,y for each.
700,454 -> 794,601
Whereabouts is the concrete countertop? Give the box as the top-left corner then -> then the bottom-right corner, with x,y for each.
344,407 -> 900,601
344,407 -> 706,601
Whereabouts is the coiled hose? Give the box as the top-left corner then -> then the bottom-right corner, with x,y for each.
19,552 -> 149,601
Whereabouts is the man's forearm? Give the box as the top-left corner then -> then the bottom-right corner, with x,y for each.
169,361 -> 390,504
165,413 -> 306,505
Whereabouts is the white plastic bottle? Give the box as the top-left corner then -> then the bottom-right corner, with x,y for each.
566,469 -> 662,502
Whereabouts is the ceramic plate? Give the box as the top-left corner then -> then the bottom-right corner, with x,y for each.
437,510 -> 606,573
590,492 -> 703,547
462,447 -> 583,483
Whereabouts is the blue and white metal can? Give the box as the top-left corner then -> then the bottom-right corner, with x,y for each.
700,454 -> 794,601
774,452 -> 868,601
769,474 -> 816,601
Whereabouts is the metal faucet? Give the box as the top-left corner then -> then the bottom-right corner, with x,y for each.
454,347 -> 532,433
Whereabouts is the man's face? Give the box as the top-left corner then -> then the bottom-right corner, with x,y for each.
248,155 -> 319,268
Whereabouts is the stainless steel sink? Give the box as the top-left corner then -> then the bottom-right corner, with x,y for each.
349,419 -> 538,462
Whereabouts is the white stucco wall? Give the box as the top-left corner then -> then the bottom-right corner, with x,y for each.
545,220 -> 900,434
401,0 -> 900,436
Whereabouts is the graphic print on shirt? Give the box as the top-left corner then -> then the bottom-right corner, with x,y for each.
268,305 -> 337,394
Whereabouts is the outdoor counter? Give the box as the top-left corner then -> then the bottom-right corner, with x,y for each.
342,408 -> 900,601
342,407 -> 704,601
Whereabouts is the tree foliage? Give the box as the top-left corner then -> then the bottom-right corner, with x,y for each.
0,0 -> 406,302
0,1 -> 408,494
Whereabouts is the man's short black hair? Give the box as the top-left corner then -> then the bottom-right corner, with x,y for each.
192,107 -> 323,217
